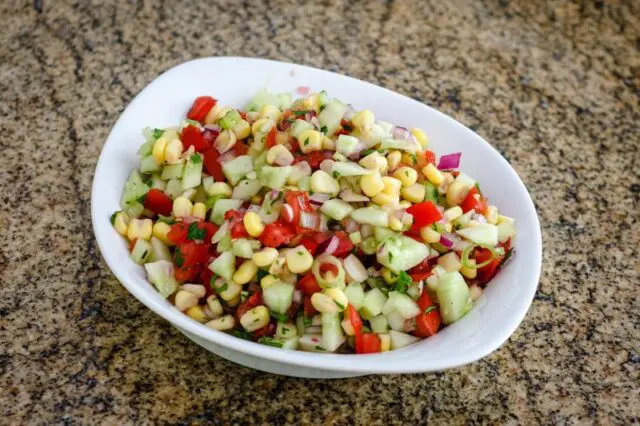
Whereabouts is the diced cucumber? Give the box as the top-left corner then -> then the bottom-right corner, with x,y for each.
379,138 -> 418,152
164,179 -> 183,199
245,89 -> 289,112
232,239 -> 254,259
222,155 -> 254,186
374,226 -> 398,243
145,260 -> 179,298
318,99 -> 346,136
231,179 -> 262,200
297,176 -> 311,192
202,175 -> 214,194
382,291 -> 398,316
385,311 -> 406,331
211,199 -> 243,225
259,191 -> 283,224
149,174 -> 166,191
275,322 -> 298,340
182,153 -> 203,190
125,201 -> 144,218
361,288 -> 388,318
453,172 -> 476,189
424,182 -> 438,203
289,119 -> 314,139
332,161 -> 370,177
120,170 -> 149,209
298,334 -> 325,352
161,163 -> 185,180
351,206 -> 389,227
497,221 -> 516,243
217,234 -> 232,252
140,155 -> 161,173
370,315 -> 389,334
148,237 -> 172,262
336,135 -> 359,155
208,252 -> 236,280
389,330 -> 420,350
219,109 -> 242,130
344,282 -> 365,309
436,272 -> 473,325
137,139 -> 155,157
377,236 -> 429,272
392,292 -> 421,319
131,239 -> 152,264
280,338 -> 299,350
320,199 -> 354,221
318,90 -> 330,107
321,312 -> 346,352
253,150 -> 268,173
259,165 -> 292,189
456,223 -> 499,246
376,121 -> 394,134
263,282 -> 294,314
278,93 -> 292,109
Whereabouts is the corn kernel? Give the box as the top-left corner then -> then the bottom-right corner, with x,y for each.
381,267 -> 398,284
172,196 -> 193,218
298,129 -> 323,153
240,306 -> 270,332
181,284 -> 206,298
352,109 -> 375,130
401,183 -> 426,203
438,252 -> 462,272
214,129 -> 237,154
341,318 -> 356,336
127,218 -> 153,241
251,118 -> 275,136
411,128 -> 429,148
382,176 -> 402,195
243,212 -> 265,237
206,315 -> 235,331
204,103 -> 221,125
214,106 -> 233,121
389,216 -> 404,232
401,152 -> 418,167
461,259 -> 478,279
285,246 -> 313,274
310,292 -> 340,313
185,305 -> 208,323
192,202 -> 207,220
165,138 -> 184,164
206,295 -> 224,317
310,170 -> 340,195
393,167 -> 418,187
252,247 -> 278,267
372,192 -> 399,206
360,171 -> 384,197
359,152 -> 387,173
484,206 -> 499,225
113,211 -> 130,236
446,181 -> 470,206
174,290 -> 199,311
152,137 -> 168,164
399,200 -> 412,209
422,163 -> 444,185
206,182 -> 232,197
379,334 -> 391,352
260,274 -> 279,289
322,136 -> 335,150
324,288 -> 348,311
443,206 -> 463,222
152,221 -> 174,246
260,105 -> 281,121
233,260 -> 258,285
266,144 -> 294,166
420,227 -> 441,244
215,279 -> 242,301
386,150 -> 402,171
232,119 -> 251,140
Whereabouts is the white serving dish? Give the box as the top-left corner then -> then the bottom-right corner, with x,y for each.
91,57 -> 542,378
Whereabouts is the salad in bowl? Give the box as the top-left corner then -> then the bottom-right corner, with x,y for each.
110,89 -> 516,354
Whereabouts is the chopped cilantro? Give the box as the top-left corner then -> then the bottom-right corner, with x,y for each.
152,128 -> 164,139
361,149 -> 375,157
303,316 -> 312,327
342,123 -> 353,132
174,248 -> 185,267
258,337 -> 283,348
293,110 -> 308,116
141,250 -> 148,259
424,305 -> 437,314
240,291 -> 249,302
409,153 -> 418,165
281,327 -> 289,334
395,271 -> 412,293
332,171 -> 340,178
231,330 -> 252,340
270,312 -> 289,323
304,138 -> 310,146
388,252 -> 394,262
218,282 -> 228,293
320,125 -> 328,134
314,345 -> 326,351
297,251 -> 304,256
110,212 -> 118,225
187,222 -> 205,241
334,300 -> 345,310
319,105 -> 326,112
474,182 -> 482,195
190,153 -> 202,164
405,170 -> 410,177
136,193 -> 147,204
257,268 -> 268,282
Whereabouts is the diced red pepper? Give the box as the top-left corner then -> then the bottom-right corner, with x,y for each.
180,125 -> 209,153
424,150 -> 436,165
460,187 -> 488,214
233,142 -> 249,156
293,150 -> 334,169
167,222 -> 189,245
265,126 -> 277,149
300,237 -> 319,255
203,148 -> 226,182
235,290 -> 263,322
143,189 -> 173,216
253,323 -> 276,339
297,272 -> 322,297
224,210 -> 249,239
258,220 -> 296,248
187,96 -> 217,123
303,296 -> 318,317
332,231 -> 354,258
406,201 -> 443,233
413,290 -> 441,338
346,304 -> 363,335
355,333 -> 381,354
472,247 -> 504,284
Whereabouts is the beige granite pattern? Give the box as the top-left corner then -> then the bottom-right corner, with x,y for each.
0,0 -> 638,424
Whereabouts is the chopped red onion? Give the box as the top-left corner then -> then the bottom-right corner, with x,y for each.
309,193 -> 330,205
437,152 -> 462,170
281,204 -> 294,223
392,126 -> 415,142
319,159 -> 334,174
320,235 -> 340,255
439,235 -> 454,249
299,211 -> 319,229
217,150 -> 236,164
203,124 -> 221,132
247,204 -> 261,213
343,218 -> 360,233
202,128 -> 220,143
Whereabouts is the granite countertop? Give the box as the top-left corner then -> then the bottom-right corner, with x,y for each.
1,0 -> 638,424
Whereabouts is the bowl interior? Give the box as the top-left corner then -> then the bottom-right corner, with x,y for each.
92,57 -> 541,373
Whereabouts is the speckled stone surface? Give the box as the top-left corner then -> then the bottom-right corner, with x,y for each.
0,0 -> 638,424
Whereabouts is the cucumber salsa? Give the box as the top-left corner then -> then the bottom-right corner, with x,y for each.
111,91 -> 516,354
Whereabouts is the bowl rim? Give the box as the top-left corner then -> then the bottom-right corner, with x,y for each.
91,56 -> 542,373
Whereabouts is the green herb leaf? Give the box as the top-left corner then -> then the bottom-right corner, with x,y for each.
304,138 -> 310,146
218,282 -> 228,293
388,252 -> 394,262
187,222 -> 205,241
190,153 -> 202,164
110,212 -> 118,225
314,345 -> 326,351
320,125 -> 328,134
258,337 -> 284,348
293,110 -> 308,116
257,269 -> 268,282
136,193 -> 147,204
332,171 -> 340,178
395,271 -> 412,293
424,305 -> 437,314
153,128 -> 164,139
270,312 -> 289,323
240,291 -> 249,302
174,248 -> 185,267
231,330 -> 253,340
409,153 -> 418,165
342,123 -> 353,132
303,316 -> 312,327
334,300 -> 345,310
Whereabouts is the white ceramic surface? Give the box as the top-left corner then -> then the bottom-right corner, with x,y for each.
91,57 -> 542,378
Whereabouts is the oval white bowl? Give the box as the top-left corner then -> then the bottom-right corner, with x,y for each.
91,57 -> 542,378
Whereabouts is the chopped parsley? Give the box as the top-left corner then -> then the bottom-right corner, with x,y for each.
270,312 -> 289,323
231,330 -> 252,340
110,212 -> 118,225
424,305 -> 437,314
187,222 -> 205,241
174,248 -> 185,267
320,125 -> 328,134
152,128 -> 164,139
190,153 -> 202,163
258,337 -> 283,348
395,271 -> 412,293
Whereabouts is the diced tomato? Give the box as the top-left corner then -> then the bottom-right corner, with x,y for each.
460,187 -> 488,214
180,125 -> 210,153
187,96 -> 217,123
235,290 -> 263,322
198,267 -> 214,296
413,290 -> 441,338
278,110 -> 295,131
346,304 -> 363,335
224,210 -> 249,239
300,237 -> 319,255
283,191 -> 314,228
303,296 -> 318,317
297,272 -> 322,297
293,150 -> 334,169
203,148 -> 226,182
253,323 -> 276,339
406,201 -> 443,233
355,333 -> 381,354
202,128 -> 219,145
332,231 -> 354,258
201,222 -> 219,243
265,126 -> 277,149
173,242 -> 204,282
258,220 -> 296,248
233,142 -> 249,156
143,189 -> 173,216
408,256 -> 437,281
473,247 -> 504,284
167,222 -> 189,245
424,150 -> 436,165
289,135 -> 301,153
409,271 -> 432,282
319,262 -> 339,277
